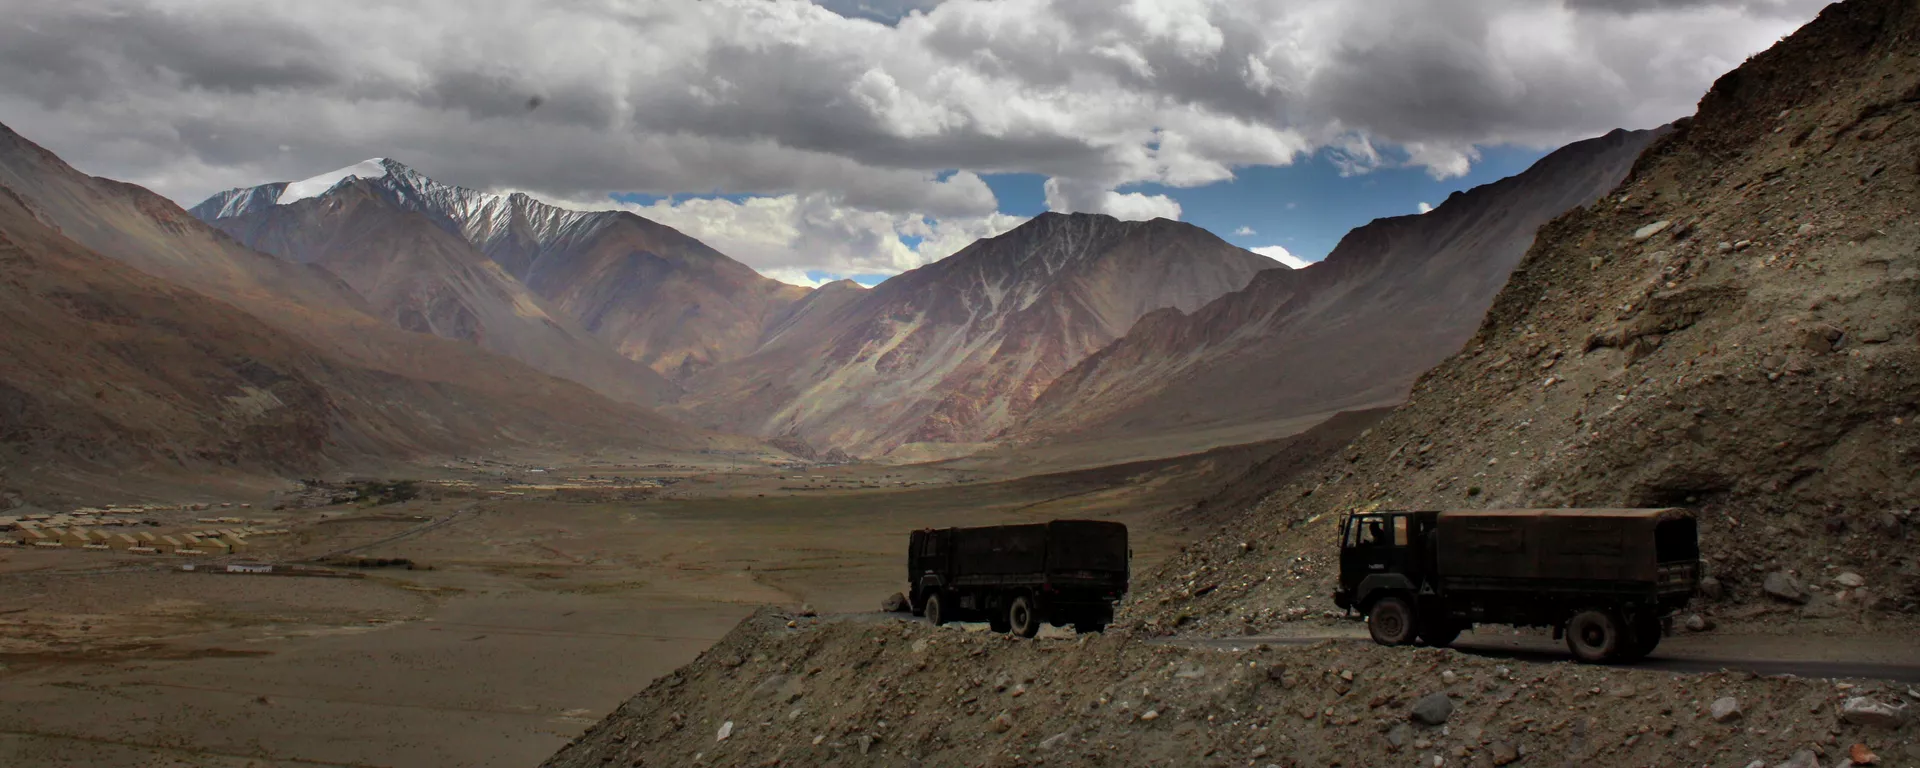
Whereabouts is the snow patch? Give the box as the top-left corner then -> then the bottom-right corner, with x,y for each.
278,158 -> 391,205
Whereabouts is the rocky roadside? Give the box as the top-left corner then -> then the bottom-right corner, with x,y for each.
543,610 -> 1917,768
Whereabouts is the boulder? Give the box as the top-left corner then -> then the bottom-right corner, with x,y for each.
1684,614 -> 1715,632
1840,698 -> 1909,729
1410,693 -> 1454,726
1699,576 -> 1725,600
1711,697 -> 1743,722
1763,572 -> 1811,604
881,592 -> 910,613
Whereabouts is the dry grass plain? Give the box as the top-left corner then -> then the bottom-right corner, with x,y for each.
0,441 -> 1288,767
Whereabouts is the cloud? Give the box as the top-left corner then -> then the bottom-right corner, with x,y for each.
1251,245 -> 1311,270
1417,202 -> 1434,214
1233,226 -> 1255,236
0,0 -> 1828,224
553,190 -> 1027,282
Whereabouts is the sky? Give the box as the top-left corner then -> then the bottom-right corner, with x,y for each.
0,0 -> 1831,287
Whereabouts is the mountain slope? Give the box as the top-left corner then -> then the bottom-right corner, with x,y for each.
194,160 -> 810,380
0,122 -> 710,473
202,179 -> 679,407
1012,127 -> 1664,449
678,213 -> 1279,455
1132,0 -> 1920,635
0,180 -> 694,480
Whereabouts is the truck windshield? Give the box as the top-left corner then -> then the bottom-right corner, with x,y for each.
1348,517 -> 1393,547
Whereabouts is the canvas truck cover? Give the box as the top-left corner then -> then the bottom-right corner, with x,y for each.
947,520 -> 1128,577
1433,508 -> 1695,582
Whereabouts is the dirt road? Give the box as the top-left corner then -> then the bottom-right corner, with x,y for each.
1164,626 -> 1920,683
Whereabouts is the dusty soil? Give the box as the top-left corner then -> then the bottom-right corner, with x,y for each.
0,439 -> 1279,767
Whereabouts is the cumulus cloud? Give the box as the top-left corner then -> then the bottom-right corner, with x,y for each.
0,0 -> 1829,275
1251,245 -> 1312,270
552,190 -> 1027,283
1417,202 -> 1434,214
1234,226 -> 1256,236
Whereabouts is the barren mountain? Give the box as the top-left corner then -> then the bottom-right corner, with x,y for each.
0,123 -> 711,479
1013,127 -> 1664,451
0,181 -> 694,482
194,160 -> 810,380
677,213 -> 1278,456
1129,0 -> 1920,637
201,178 -> 679,407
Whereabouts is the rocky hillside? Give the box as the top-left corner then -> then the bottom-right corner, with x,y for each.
1128,0 -> 1920,638
676,213 -> 1278,456
1012,127 -> 1663,450
0,122 -> 714,482
194,159 -> 810,381
544,610 -> 1917,768
203,178 -> 679,407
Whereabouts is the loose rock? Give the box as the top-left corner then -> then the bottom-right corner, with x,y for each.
1848,743 -> 1879,765
1410,693 -> 1454,726
881,592 -> 910,612
1776,749 -> 1820,768
1764,572 -> 1811,604
1489,741 -> 1520,766
1834,572 -> 1865,588
1840,698 -> 1909,729
1711,697 -> 1743,723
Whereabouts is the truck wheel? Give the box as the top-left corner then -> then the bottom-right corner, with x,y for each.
1566,610 -> 1623,663
924,593 -> 947,627
910,590 -> 927,618
1367,596 -> 1416,646
1620,614 -> 1662,660
1007,595 -> 1041,638
1418,617 -> 1463,649
988,603 -> 1011,633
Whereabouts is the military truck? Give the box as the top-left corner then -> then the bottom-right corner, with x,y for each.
908,520 -> 1129,637
1333,508 -> 1700,663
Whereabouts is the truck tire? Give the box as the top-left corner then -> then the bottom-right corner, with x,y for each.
1566,610 -> 1623,663
1418,616 -> 1463,649
924,592 -> 947,627
1367,596 -> 1416,646
1619,613 -> 1662,660
911,590 -> 927,618
1074,606 -> 1114,634
988,600 -> 1012,633
1007,595 -> 1041,638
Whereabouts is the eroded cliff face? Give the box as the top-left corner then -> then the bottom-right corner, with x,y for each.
676,212 -> 1280,456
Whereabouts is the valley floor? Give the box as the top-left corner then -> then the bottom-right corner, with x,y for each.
0,442 -> 1268,767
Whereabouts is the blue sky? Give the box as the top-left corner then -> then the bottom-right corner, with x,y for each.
613,141 -> 1555,285
981,144 -> 1552,264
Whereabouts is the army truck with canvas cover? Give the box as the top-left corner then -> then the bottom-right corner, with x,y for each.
908,520 -> 1129,637
1334,508 -> 1700,663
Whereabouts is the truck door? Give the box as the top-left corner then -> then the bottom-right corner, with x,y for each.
1345,514 -> 1416,579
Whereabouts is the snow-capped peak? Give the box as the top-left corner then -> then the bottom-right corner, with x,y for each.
278,158 -> 392,204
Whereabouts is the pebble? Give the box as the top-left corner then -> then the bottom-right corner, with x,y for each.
1711,697 -> 1743,722
716,721 -> 733,742
1139,710 -> 1160,722
1835,572 -> 1865,588
1634,221 -> 1673,241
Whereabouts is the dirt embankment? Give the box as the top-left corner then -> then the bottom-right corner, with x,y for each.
544,611 -> 1919,768
1124,0 -> 1920,640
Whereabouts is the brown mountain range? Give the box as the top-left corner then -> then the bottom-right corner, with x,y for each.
194,162 -> 810,382
1010,127 -> 1665,452
0,122 -> 714,483
200,179 -> 679,408
676,213 -> 1280,456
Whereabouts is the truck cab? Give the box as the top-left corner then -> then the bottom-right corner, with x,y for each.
1333,511 -> 1436,612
